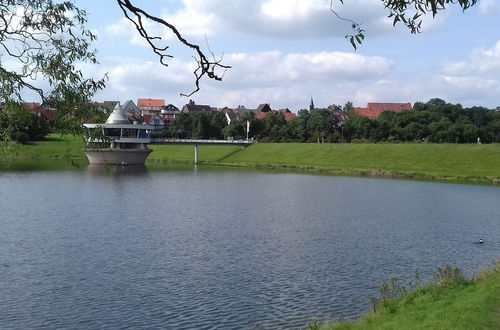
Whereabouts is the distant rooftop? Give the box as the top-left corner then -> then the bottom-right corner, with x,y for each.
355,102 -> 412,119
138,98 -> 165,108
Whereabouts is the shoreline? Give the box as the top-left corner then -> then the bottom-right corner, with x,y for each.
3,153 -> 500,186
2,136 -> 500,185
146,157 -> 500,186
320,260 -> 500,329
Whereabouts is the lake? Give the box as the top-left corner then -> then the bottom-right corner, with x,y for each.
1,165 -> 499,329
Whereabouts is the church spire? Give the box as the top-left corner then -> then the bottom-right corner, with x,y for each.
309,97 -> 315,111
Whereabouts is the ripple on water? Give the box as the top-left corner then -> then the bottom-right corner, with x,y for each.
0,172 -> 499,329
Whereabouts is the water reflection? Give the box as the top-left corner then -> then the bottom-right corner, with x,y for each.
1,171 -> 499,329
84,164 -> 149,177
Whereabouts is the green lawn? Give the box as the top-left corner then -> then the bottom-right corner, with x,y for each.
148,144 -> 242,163
19,134 -> 85,159
219,143 -> 500,182
322,263 -> 500,330
3,137 -> 500,183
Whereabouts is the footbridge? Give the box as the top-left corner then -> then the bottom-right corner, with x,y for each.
149,138 -> 256,164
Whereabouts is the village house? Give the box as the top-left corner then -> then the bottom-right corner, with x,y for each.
142,113 -> 165,132
181,99 -> 216,113
121,100 -> 140,118
103,101 -> 119,112
219,104 -> 283,125
24,102 -> 57,129
137,98 -> 165,115
256,104 -> 296,121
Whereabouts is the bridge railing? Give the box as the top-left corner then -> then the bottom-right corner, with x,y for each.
150,138 -> 256,145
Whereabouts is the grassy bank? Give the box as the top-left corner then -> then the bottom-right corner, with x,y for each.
4,136 -> 500,183
151,143 -> 500,183
214,143 -> 500,183
320,263 -> 500,329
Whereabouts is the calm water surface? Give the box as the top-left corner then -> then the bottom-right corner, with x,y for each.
1,166 -> 499,329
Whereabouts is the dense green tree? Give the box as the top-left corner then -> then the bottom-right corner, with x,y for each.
306,109 -> 337,142
168,113 -> 192,138
209,112 -> 227,139
0,0 -> 105,133
0,103 -> 50,143
223,120 -> 245,140
345,115 -> 374,141
287,116 -> 309,142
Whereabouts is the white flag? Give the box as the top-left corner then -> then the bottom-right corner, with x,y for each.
246,120 -> 250,133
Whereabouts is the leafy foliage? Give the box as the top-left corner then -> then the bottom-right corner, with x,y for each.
334,0 -> 478,49
0,0 -> 105,99
0,0 -> 106,133
344,99 -> 500,143
0,102 -> 50,143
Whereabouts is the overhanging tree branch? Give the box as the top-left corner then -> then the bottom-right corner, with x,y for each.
333,0 -> 478,49
0,0 -> 105,105
116,0 -> 231,97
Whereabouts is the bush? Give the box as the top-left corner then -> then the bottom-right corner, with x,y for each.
11,131 -> 29,144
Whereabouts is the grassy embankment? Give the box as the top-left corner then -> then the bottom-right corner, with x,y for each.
320,263 -> 500,330
152,142 -> 500,183
0,134 -> 88,170
3,135 -> 500,183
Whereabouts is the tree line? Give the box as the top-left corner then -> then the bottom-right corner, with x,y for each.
166,99 -> 500,144
2,97 -> 499,144
345,99 -> 500,143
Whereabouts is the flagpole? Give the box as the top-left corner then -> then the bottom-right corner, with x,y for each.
246,120 -> 250,141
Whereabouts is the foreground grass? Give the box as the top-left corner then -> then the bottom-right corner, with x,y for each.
322,263 -> 500,330
4,137 -> 500,183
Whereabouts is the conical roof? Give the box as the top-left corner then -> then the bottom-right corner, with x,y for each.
106,103 -> 129,124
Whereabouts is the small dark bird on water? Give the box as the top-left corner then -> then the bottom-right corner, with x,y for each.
479,239 -> 485,244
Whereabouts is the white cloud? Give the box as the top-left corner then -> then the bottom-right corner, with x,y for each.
105,17 -> 131,38
221,51 -> 393,88
93,50 -> 394,109
261,0 -> 325,19
104,17 -> 158,48
103,0 -> 395,44
479,0 -> 500,14
442,41 -> 500,77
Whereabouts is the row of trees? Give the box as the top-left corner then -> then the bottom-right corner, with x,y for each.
2,97 -> 498,144
346,99 -> 500,143
166,108 -> 343,143
165,99 -> 500,144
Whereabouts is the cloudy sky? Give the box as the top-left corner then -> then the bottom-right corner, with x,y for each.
71,0 -> 500,110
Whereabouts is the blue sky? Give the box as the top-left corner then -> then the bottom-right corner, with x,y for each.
71,0 -> 500,110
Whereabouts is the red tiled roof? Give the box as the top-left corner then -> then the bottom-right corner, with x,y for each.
24,102 -> 56,121
355,103 -> 412,119
137,98 -> 165,108
283,112 -> 296,121
367,103 -> 412,112
256,112 -> 267,120
38,109 -> 56,122
24,102 -> 40,111
354,107 -> 379,119
256,110 -> 296,121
